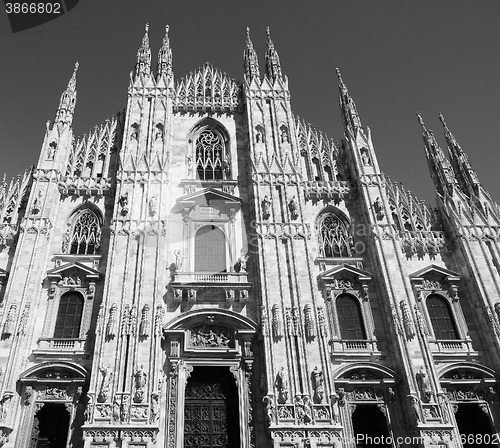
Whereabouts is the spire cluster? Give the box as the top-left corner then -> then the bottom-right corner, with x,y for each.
264,26 -> 283,81
336,68 -> 362,134
135,23 -> 152,78
55,62 -> 79,126
243,27 -> 260,81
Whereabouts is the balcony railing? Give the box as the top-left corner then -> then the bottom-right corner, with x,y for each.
330,339 -> 379,356
35,337 -> 87,352
173,272 -> 249,284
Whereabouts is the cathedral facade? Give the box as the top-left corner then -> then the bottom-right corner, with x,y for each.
0,24 -> 499,448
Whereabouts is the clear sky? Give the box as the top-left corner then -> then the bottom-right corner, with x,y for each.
1,1 -> 499,203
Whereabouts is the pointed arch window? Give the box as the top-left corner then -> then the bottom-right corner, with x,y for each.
196,129 -> 225,180
195,225 -> 227,272
68,209 -> 101,255
54,292 -> 84,338
426,294 -> 459,340
317,212 -> 352,257
336,294 -> 366,340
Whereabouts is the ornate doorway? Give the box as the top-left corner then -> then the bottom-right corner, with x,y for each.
184,366 -> 240,448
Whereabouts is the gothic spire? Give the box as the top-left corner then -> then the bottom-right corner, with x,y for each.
439,114 -> 480,196
418,113 -> 456,196
54,62 -> 78,126
135,23 -> 151,78
336,68 -> 362,134
157,25 -> 173,81
264,26 -> 282,81
243,27 -> 260,81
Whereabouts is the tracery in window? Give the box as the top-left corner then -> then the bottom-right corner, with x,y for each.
196,129 -> 225,180
317,212 -> 352,257
426,294 -> 459,340
336,294 -> 366,340
54,292 -> 84,339
68,209 -> 101,255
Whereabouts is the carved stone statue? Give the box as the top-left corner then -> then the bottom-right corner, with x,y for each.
275,367 -> 289,404
311,366 -> 325,403
134,365 -> 147,403
187,155 -> 194,175
119,193 -> 129,216
261,195 -> 271,220
262,395 -> 275,426
98,365 -> 113,402
223,154 -> 231,177
239,250 -> 249,272
174,249 -> 183,271
416,366 -> 433,402
149,195 -> 158,217
288,196 -> 298,220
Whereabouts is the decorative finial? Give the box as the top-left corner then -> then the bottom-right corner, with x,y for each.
416,112 -> 425,128
438,113 -> 447,128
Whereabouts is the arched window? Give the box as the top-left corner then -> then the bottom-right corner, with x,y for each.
54,292 -> 84,338
336,294 -> 366,340
68,209 -> 101,255
195,225 -> 226,272
426,294 -> 459,340
195,129 -> 225,180
317,212 -> 352,257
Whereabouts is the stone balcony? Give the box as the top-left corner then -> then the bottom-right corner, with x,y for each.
33,337 -> 89,359
170,271 -> 251,303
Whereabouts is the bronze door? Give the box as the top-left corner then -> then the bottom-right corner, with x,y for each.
184,383 -> 228,448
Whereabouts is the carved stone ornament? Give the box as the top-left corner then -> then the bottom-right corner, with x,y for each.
400,300 -> 415,340
106,303 -> 118,338
271,304 -> 283,338
262,395 -> 275,426
304,304 -> 316,339
190,325 -> 231,347
288,196 -> 298,220
238,250 -> 249,272
139,304 -> 150,337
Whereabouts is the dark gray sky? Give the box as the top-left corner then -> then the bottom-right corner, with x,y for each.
1,1 -> 499,203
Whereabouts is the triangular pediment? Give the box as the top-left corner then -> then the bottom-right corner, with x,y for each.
47,261 -> 101,281
318,263 -> 372,282
409,264 -> 460,282
177,188 -> 241,207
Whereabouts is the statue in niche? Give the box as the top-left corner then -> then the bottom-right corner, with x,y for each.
280,128 -> 289,144
275,367 -> 289,404
330,393 -> 340,423
311,366 -> 325,403
187,155 -> 194,175
302,395 -> 313,424
130,123 -> 139,140
416,367 -> 433,402
154,124 -> 164,142
98,365 -> 113,402
149,195 -> 158,217
134,365 -> 147,402
262,395 -> 275,426
223,154 -> 231,177
288,196 -> 298,220
119,193 -> 129,216
32,190 -> 42,215
360,147 -> 371,165
261,196 -> 271,220
47,141 -> 57,160
255,127 -> 263,144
